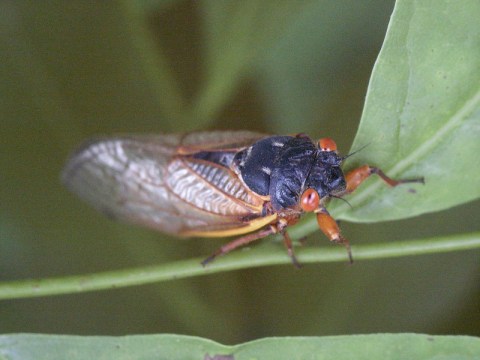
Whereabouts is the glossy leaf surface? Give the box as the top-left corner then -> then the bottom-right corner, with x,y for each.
331,0 -> 480,222
1,334 -> 479,360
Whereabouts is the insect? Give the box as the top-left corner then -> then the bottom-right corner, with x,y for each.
62,131 -> 423,266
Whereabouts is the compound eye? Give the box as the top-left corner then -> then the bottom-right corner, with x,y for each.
318,138 -> 337,152
300,188 -> 320,212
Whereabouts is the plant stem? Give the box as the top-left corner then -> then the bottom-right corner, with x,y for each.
0,232 -> 479,300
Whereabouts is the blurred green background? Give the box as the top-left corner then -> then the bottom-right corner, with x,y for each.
1,0 -> 478,344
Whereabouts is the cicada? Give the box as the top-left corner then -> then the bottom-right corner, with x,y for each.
62,131 -> 423,266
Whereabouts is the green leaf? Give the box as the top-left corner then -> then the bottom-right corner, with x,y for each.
1,334 -> 479,360
257,0 -> 394,136
332,0 -> 480,222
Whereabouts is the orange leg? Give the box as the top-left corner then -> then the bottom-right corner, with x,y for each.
320,165 -> 423,262
345,165 -> 424,194
201,227 -> 275,266
316,209 -> 353,263
281,231 -> 301,268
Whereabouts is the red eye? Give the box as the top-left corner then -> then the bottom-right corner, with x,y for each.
318,138 -> 337,152
300,188 -> 320,212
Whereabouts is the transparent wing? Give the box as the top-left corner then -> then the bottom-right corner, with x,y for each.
62,131 -> 269,236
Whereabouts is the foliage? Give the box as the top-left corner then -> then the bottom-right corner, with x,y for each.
0,0 -> 479,356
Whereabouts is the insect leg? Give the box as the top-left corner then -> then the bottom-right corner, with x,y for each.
281,231 -> 302,268
345,165 -> 424,193
315,208 -> 353,263
201,227 -> 275,266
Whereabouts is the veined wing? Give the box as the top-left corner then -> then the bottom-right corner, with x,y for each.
62,131 -> 272,236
